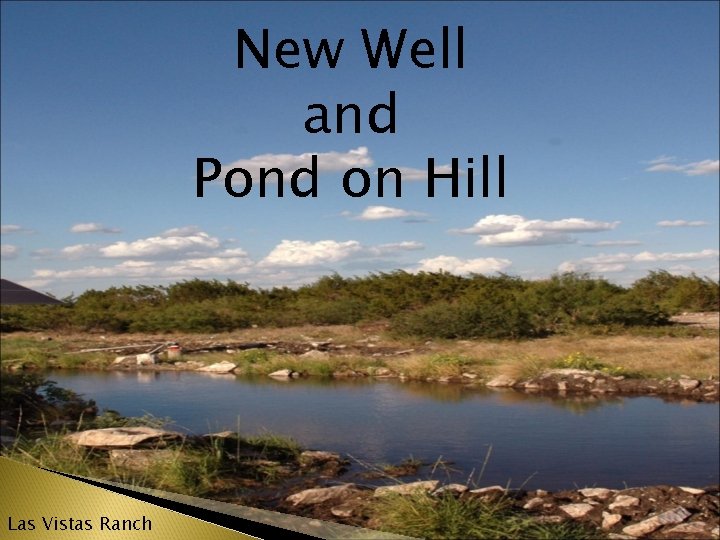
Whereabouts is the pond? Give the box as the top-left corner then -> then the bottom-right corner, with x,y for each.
48,370 -> 719,490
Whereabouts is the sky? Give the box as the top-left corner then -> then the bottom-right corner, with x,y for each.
1,1 -> 718,297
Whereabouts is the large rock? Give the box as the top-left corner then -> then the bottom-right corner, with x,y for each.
299,450 -> 341,465
269,369 -> 293,379
579,487 -> 614,499
286,484 -> 358,506
622,507 -> 691,537
609,495 -> 640,510
374,480 -> 439,497
197,361 -> 236,373
486,375 -> 516,388
559,503 -> 595,519
66,427 -> 181,448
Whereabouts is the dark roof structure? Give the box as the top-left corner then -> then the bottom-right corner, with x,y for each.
0,279 -> 64,305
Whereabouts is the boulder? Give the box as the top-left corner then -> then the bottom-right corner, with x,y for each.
602,512 -> 623,530
434,483 -> 468,495
66,427 -> 181,448
609,495 -> 640,510
622,507 -> 691,537
269,369 -> 293,379
197,361 -> 236,373
286,484 -> 358,506
374,480 -> 439,497
679,379 -> 700,391
136,353 -> 157,366
579,487 -> 614,499
486,375 -> 516,388
113,355 -> 137,366
559,503 -> 595,519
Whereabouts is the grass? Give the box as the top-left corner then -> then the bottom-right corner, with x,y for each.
369,492 -> 603,540
3,324 -> 718,380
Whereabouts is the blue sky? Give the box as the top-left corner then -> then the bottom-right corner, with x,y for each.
1,1 -> 718,297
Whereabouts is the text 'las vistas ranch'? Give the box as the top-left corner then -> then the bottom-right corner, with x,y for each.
196,26 -> 505,200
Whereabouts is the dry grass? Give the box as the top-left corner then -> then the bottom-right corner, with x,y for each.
3,326 -> 718,380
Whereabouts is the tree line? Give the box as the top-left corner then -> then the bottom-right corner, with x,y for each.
1,270 -> 717,338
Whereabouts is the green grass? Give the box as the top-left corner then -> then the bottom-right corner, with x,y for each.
370,492 -> 603,540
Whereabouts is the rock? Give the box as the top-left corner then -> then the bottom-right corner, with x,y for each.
330,504 -> 355,518
622,507 -> 691,537
434,484 -> 468,495
486,375 -> 516,388
665,522 -> 710,535
286,484 -> 358,506
679,379 -> 700,391
197,361 -> 236,373
559,503 -> 595,519
300,450 -> 341,465
523,497 -> 545,510
113,355 -> 137,365
679,486 -> 705,495
602,512 -> 623,530
202,431 -> 237,439
469,485 -> 507,496
269,369 -> 293,379
580,487 -> 614,499
109,449 -> 174,470
557,381 -> 567,391
374,480 -> 439,497
607,534 -> 636,540
462,373 -> 478,379
374,367 -> 392,376
66,427 -> 181,448
301,350 -> 329,359
136,353 -> 158,366
711,526 -> 719,538
609,495 -> 640,510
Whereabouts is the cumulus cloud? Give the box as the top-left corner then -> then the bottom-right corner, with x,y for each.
645,157 -> 719,176
559,249 -> 719,274
354,206 -> 426,221
657,220 -> 709,227
33,253 -> 255,282
1,244 -> 20,259
211,147 -> 373,182
160,226 -> 202,237
70,222 -> 121,234
260,239 -> 424,267
455,214 -> 618,247
261,240 -> 363,267
61,244 -> 100,259
100,232 -> 221,258
416,255 -> 511,275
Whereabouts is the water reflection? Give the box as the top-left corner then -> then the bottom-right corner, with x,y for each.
46,370 -> 719,490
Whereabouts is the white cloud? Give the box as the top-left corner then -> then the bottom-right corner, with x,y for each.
657,220 -> 709,227
367,241 -> 424,255
160,226 -> 202,237
1,244 -> 20,259
213,147 -> 373,182
260,239 -> 424,267
100,232 -> 221,258
354,206 -> 426,221
416,255 -> 511,275
70,222 -> 121,234
61,244 -> 100,259
590,240 -> 642,247
261,240 -> 364,267
645,157 -> 719,176
456,214 -> 618,247
1,224 -> 32,234
559,249 -> 719,274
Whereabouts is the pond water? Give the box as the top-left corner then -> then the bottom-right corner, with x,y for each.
48,370 -> 719,490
